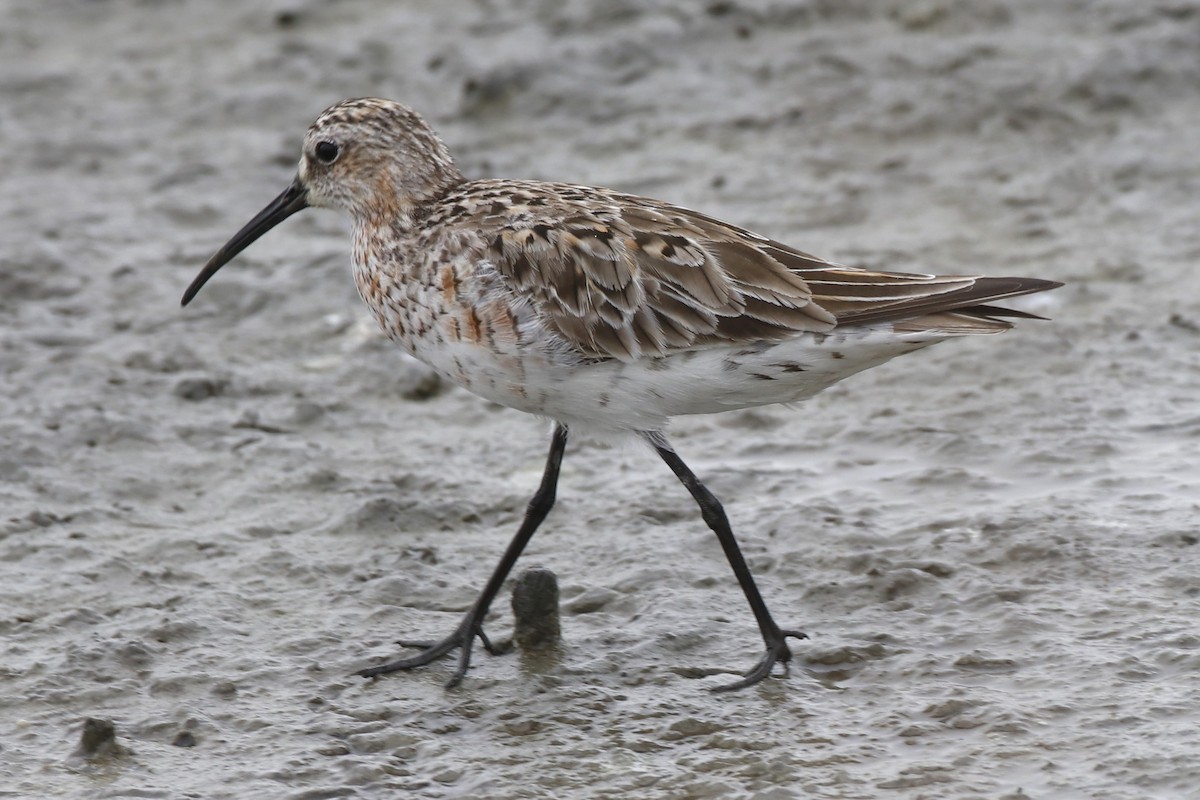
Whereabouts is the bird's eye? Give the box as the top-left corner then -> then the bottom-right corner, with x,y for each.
315,140 -> 340,164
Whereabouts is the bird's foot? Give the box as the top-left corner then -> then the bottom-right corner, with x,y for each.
356,615 -> 509,688
712,627 -> 808,693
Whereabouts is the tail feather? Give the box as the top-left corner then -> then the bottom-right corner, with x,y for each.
893,312 -> 1013,335
826,276 -> 1062,327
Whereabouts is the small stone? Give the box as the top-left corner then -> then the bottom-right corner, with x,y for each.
398,364 -> 442,401
512,566 -> 561,651
73,717 -> 127,760
173,376 -> 227,401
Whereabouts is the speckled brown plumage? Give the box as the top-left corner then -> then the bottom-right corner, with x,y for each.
183,97 -> 1061,691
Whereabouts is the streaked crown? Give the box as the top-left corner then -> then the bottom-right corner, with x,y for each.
298,97 -> 464,220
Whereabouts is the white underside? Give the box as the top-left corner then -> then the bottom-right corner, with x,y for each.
424,324 -> 961,433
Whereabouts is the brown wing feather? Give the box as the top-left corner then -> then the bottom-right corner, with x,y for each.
482,182 -> 1060,361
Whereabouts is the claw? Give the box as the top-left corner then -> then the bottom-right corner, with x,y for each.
357,617 -> 499,685
476,628 -> 513,656
711,628 -> 808,693
395,639 -> 436,650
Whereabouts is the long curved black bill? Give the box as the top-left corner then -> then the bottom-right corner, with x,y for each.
181,178 -> 310,306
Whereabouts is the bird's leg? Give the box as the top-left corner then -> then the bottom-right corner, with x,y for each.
643,431 -> 807,692
358,423 -> 569,687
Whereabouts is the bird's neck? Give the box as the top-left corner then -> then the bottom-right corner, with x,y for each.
356,165 -> 466,236
348,166 -> 467,316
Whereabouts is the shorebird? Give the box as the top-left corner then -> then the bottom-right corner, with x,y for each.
182,98 -> 1060,691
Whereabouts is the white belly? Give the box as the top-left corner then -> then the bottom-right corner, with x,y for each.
415,324 -> 944,433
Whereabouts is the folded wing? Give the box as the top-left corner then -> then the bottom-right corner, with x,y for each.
484,185 -> 1060,361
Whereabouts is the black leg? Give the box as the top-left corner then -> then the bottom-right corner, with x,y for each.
358,423 -> 569,687
643,431 -> 807,692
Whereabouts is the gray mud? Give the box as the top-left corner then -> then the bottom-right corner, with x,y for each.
3,1 -> 1199,798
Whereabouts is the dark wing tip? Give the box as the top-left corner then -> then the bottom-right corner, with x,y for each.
826,273 -> 1062,327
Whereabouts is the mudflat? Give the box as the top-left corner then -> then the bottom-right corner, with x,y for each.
2,2 -> 1197,798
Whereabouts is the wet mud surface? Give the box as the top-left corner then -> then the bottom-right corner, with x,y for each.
3,1 -> 1200,797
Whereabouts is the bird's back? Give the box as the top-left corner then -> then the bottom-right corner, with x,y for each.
358,178 -> 1059,431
